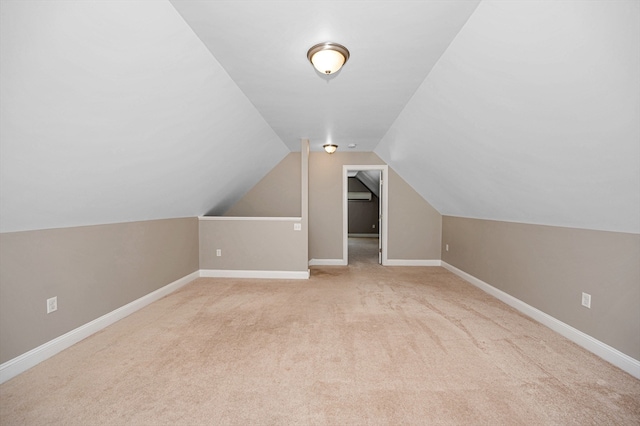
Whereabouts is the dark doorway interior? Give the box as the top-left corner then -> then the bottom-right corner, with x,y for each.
348,174 -> 380,264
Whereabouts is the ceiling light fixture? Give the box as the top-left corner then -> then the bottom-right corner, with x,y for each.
323,143 -> 338,154
307,42 -> 350,75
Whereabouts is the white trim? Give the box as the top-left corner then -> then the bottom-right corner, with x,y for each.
198,216 -> 301,221
200,269 -> 310,279
309,258 -> 348,266
385,259 -> 442,266
5,264 -> 636,385
343,165 -> 388,266
441,262 -> 640,379
0,271 -> 200,385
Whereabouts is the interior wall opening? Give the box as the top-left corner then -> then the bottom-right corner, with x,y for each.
343,165 -> 388,266
347,172 -> 380,265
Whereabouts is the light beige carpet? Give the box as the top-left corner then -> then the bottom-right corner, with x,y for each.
1,238 -> 639,425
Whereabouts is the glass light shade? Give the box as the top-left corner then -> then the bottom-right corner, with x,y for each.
307,42 -> 350,75
311,50 -> 346,74
323,143 -> 338,154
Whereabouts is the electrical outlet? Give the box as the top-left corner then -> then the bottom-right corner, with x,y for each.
216,249 -> 222,257
47,296 -> 57,314
445,244 -> 449,252
581,292 -> 591,309
294,223 -> 301,231
372,224 -> 376,229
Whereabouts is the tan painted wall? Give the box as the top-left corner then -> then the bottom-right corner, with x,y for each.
225,153 -> 301,217
0,218 -> 199,363
387,168 -> 442,260
199,218 -> 307,272
309,152 -> 441,261
222,151 -> 441,262
442,216 -> 640,360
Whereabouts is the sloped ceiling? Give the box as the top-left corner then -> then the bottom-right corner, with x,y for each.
0,0 -> 288,232
376,0 -> 640,234
169,0 -> 481,152
1,1 -> 638,235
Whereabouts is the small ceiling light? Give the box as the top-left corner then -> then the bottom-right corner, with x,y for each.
307,42 -> 350,75
348,143 -> 357,149
323,143 -> 338,154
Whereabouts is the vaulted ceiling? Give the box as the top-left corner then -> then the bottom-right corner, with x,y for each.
169,0 -> 481,152
1,1 -> 638,234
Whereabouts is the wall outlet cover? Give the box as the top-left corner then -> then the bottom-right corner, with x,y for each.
47,296 -> 57,314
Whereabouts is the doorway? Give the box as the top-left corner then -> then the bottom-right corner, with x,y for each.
342,165 -> 388,265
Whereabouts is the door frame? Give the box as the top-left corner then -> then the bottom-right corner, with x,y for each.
342,165 -> 388,266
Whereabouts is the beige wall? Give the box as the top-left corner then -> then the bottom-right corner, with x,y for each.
309,152 -> 441,261
199,218 -> 307,272
225,153 -> 301,217
220,150 -> 442,262
0,218 -> 199,363
387,168 -> 441,260
442,216 -> 640,360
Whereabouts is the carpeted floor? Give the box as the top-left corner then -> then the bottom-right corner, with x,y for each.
348,236 -> 380,265
1,238 -> 639,425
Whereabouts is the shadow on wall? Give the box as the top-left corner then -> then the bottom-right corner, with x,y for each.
348,176 -> 379,235
204,194 -> 241,216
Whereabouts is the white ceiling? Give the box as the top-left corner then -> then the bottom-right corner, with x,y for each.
1,0 -> 638,234
169,0 -> 481,153
0,0 -> 288,232
375,0 -> 639,233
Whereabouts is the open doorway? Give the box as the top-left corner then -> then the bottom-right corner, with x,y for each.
342,165 -> 388,265
347,171 -> 380,264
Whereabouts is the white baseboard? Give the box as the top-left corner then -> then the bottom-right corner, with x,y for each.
348,233 -> 379,238
200,269 -> 310,279
309,259 -> 348,266
441,261 -> 640,380
0,271 -> 200,385
385,259 -> 442,266
309,259 -> 441,267
6,264 -> 636,385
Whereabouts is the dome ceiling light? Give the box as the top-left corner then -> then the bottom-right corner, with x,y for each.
307,42 -> 350,75
323,143 -> 338,154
